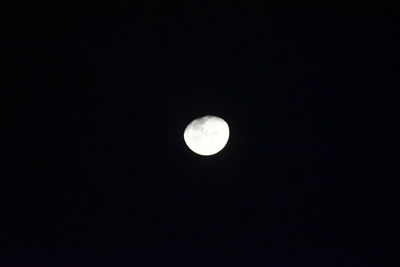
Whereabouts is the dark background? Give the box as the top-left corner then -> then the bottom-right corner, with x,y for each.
1,2 -> 398,266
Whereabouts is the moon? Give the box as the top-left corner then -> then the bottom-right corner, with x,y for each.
183,115 -> 229,156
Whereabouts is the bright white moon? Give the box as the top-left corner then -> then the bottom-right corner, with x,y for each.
183,115 -> 229,156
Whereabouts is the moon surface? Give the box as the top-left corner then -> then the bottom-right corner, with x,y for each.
183,115 -> 229,156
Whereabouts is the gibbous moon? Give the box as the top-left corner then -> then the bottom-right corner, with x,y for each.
183,115 -> 229,156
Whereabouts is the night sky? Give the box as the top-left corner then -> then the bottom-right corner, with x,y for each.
2,2 -> 398,266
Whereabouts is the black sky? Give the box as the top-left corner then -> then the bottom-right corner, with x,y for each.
2,2 -> 398,266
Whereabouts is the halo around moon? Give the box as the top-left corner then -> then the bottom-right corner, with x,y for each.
183,115 -> 229,156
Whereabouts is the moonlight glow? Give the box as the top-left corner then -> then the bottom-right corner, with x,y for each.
183,115 -> 229,156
